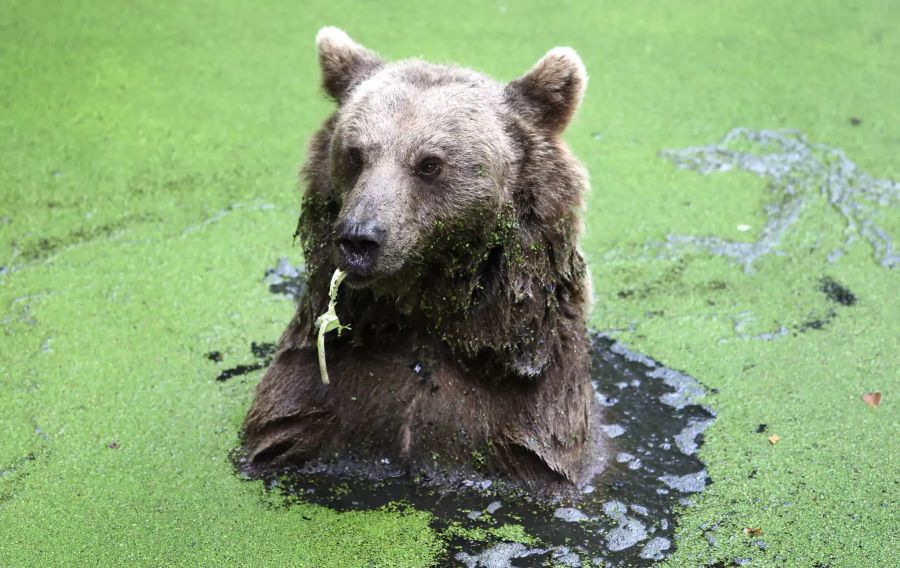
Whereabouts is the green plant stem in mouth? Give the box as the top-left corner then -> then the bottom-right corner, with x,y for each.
315,268 -> 350,384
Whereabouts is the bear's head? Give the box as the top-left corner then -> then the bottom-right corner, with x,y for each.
294,28 -> 590,379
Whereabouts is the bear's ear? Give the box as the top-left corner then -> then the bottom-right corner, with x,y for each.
316,27 -> 383,103
504,47 -> 587,134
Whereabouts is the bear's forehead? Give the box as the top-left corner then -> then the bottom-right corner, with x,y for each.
338,62 -> 506,144
350,60 -> 502,104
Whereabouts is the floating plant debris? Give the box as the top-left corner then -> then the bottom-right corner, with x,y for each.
743,527 -> 762,537
238,332 -> 716,566
861,392 -> 881,408
819,277 -> 857,306
264,257 -> 306,299
315,268 -> 349,385
213,342 -> 276,382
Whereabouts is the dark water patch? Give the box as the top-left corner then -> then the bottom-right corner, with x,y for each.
706,559 -> 757,568
265,258 -> 306,300
213,341 -> 275,382
216,363 -> 266,382
725,273 -> 858,342
795,310 -> 836,334
0,451 -> 37,480
609,260 -> 689,303
788,276 -> 857,334
237,332 -> 715,566
13,213 -> 158,262
819,277 -> 856,306
250,341 -> 276,359
0,453 -> 36,506
0,423 -> 51,505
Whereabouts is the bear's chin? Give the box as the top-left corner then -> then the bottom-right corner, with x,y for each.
339,260 -> 408,290
340,272 -> 371,288
340,270 -> 384,289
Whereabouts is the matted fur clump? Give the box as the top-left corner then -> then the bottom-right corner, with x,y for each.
243,27 -> 599,485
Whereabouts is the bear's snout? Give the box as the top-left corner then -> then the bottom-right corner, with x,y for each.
335,219 -> 385,278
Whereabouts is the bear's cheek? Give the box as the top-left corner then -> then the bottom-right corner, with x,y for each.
425,177 -> 501,221
375,234 -> 417,274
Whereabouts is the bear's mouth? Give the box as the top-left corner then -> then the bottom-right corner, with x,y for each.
340,270 -> 377,289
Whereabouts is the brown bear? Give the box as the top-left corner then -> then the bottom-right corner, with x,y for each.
242,27 -> 598,485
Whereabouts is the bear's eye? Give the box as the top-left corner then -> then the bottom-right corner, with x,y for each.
346,147 -> 363,171
415,157 -> 443,179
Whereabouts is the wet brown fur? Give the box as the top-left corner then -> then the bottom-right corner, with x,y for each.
243,29 -> 596,484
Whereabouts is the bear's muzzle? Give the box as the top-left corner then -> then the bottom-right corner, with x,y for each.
335,218 -> 385,279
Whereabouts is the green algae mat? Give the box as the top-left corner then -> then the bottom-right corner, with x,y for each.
1,1 -> 898,566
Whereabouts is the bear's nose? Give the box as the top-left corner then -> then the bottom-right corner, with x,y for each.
335,220 -> 385,275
